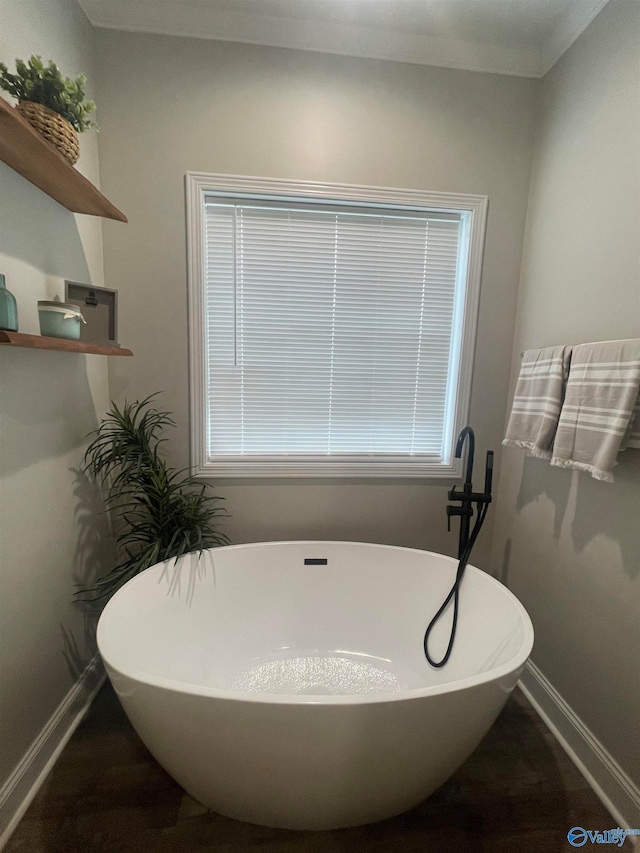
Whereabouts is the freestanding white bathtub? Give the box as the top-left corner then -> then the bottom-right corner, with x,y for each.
97,541 -> 533,830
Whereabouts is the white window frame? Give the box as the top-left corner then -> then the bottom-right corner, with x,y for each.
186,173 -> 487,479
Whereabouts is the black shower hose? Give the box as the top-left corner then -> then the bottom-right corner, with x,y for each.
423,501 -> 490,668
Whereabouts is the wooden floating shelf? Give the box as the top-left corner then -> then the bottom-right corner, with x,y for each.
0,98 -> 127,222
0,330 -> 133,356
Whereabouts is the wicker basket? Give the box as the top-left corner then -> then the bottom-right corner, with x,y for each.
17,100 -> 80,165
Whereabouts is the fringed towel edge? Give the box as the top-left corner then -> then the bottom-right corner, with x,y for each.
502,439 -> 552,460
549,456 -> 615,483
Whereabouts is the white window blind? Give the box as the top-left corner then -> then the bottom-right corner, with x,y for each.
203,197 -> 465,468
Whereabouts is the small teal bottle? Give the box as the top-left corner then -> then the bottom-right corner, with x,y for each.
0,274 -> 19,332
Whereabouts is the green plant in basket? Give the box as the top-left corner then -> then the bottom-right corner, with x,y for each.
77,395 -> 229,602
0,55 -> 98,131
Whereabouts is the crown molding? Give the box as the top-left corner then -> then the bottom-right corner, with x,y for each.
78,0 -> 611,79
538,0 -> 611,77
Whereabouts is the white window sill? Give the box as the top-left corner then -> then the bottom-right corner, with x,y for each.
194,458 -> 464,478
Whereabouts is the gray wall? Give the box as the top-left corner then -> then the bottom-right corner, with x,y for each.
3,0 -> 638,824
491,0 -> 640,784
95,30 -> 537,562
0,0 -> 112,792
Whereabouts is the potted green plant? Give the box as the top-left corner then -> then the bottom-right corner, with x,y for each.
0,55 -> 98,164
77,395 -> 230,602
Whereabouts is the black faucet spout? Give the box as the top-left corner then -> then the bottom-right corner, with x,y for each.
455,426 -> 475,489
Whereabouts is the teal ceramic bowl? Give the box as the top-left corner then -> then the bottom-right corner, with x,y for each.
38,301 -> 86,340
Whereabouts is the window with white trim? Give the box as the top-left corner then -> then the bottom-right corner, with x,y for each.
187,175 -> 487,478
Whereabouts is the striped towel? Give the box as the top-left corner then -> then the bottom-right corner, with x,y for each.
623,395 -> 640,450
502,346 -> 572,459
550,340 -> 640,482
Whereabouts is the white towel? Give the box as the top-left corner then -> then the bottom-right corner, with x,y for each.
502,346 -> 572,459
550,340 -> 640,482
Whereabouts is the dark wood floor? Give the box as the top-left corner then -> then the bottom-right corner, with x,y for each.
6,683 -> 628,852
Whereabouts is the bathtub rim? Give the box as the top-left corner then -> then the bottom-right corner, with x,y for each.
97,540 -> 534,706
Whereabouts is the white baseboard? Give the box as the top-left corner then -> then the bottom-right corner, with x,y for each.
520,660 -> 640,838
0,657 -> 105,850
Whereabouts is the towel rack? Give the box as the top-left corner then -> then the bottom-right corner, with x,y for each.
520,338 -> 639,358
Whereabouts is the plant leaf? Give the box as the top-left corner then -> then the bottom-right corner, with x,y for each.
77,394 -> 229,601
